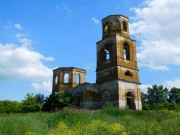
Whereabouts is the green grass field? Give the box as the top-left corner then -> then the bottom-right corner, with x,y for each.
0,106 -> 180,135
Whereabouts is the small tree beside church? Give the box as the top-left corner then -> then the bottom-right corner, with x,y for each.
43,91 -> 72,112
21,93 -> 42,112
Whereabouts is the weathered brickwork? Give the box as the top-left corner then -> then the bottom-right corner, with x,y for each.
52,67 -> 86,93
52,14 -> 142,110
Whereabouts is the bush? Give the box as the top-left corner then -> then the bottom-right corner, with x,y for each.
142,103 -> 151,110
0,100 -> 22,113
167,103 -> 180,111
43,91 -> 72,112
21,93 -> 42,113
142,102 -> 180,111
152,103 -> 165,110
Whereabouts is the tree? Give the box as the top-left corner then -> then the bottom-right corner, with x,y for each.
21,93 -> 42,112
35,93 -> 46,105
43,91 -> 72,112
169,87 -> 180,104
147,85 -> 168,104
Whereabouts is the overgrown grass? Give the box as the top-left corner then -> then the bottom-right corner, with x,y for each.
0,107 -> 180,135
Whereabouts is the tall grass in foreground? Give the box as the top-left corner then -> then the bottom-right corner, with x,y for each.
0,106 -> 180,135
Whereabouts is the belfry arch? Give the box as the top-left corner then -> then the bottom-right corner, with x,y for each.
122,20 -> 128,32
64,73 -> 69,83
123,42 -> 130,60
76,74 -> 81,84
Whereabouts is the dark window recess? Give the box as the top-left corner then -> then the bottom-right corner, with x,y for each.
55,75 -> 58,84
125,71 -> 133,77
104,22 -> 110,33
123,21 -> 127,31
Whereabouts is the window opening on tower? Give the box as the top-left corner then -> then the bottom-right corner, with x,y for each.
125,71 -> 133,77
64,73 -> 69,83
123,21 -> 127,32
76,74 -> 80,84
55,75 -> 58,84
124,42 -> 130,60
105,49 -> 110,61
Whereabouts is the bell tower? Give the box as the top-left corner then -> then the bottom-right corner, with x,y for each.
96,15 -> 142,110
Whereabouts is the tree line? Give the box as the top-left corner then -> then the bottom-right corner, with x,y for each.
141,85 -> 180,110
0,91 -> 72,113
0,84 -> 179,113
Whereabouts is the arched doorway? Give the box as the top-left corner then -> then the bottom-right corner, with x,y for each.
126,91 -> 136,110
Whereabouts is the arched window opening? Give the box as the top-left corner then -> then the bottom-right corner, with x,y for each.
104,44 -> 111,61
124,42 -> 130,60
76,74 -> 81,84
125,71 -> 133,77
104,22 -> 109,33
64,73 -> 69,83
126,91 -> 135,110
105,49 -> 110,61
123,21 -> 127,32
55,75 -> 58,84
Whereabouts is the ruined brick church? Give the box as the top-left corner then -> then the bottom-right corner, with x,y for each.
52,15 -> 142,110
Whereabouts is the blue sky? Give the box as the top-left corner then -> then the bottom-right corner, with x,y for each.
0,0 -> 180,101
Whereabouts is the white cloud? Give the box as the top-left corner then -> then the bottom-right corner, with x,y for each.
63,6 -> 71,16
1,21 -> 54,91
141,78 -> 180,93
0,42 -> 54,91
140,84 -> 152,93
64,6 -> 71,13
19,38 -> 32,46
14,23 -> 22,30
15,33 -> 32,46
15,33 -> 22,38
56,4 -> 72,16
140,63 -> 169,71
92,17 -> 99,24
164,78 -> 180,88
32,81 -> 52,91
0,43 -> 53,81
130,0 -> 180,70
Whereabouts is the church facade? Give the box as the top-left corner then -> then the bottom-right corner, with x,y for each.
52,15 -> 142,110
